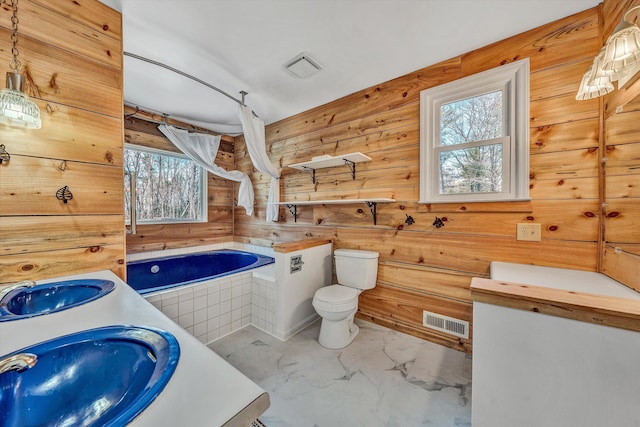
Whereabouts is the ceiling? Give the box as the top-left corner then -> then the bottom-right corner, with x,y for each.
100,0 -> 600,135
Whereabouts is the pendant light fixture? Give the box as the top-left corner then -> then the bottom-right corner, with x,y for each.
577,5 -> 640,101
0,0 -> 41,129
601,5 -> 640,74
575,64 -> 615,101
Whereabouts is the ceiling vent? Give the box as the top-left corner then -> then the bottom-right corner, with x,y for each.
284,52 -> 322,79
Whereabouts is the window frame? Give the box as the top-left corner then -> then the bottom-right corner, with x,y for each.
419,58 -> 530,204
124,143 -> 208,225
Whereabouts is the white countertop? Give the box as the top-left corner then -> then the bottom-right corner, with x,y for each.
0,270 -> 269,426
490,261 -> 640,300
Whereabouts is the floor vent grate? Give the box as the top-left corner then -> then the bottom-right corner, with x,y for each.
422,310 -> 469,339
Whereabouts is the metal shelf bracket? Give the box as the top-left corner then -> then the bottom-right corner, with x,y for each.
343,159 -> 356,180
285,204 -> 298,222
365,201 -> 378,225
278,198 -> 393,225
301,166 -> 316,184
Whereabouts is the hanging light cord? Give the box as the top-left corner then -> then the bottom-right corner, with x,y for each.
0,0 -> 20,71
9,0 -> 19,72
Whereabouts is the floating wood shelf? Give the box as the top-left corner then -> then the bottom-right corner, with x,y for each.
287,152 -> 371,183
276,198 -> 395,225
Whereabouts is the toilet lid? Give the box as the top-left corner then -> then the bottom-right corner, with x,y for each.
315,285 -> 358,303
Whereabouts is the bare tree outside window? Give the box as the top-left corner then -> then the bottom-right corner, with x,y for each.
125,147 -> 206,223
439,91 -> 504,195
420,58 -> 529,204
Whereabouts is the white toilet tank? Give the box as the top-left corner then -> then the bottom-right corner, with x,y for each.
334,249 -> 379,290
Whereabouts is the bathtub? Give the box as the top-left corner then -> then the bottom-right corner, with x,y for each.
126,250 -> 274,294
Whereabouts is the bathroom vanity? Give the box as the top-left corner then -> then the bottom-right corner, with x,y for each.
470,262 -> 640,427
0,270 -> 269,426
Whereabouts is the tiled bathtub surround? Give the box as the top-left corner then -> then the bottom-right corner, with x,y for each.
145,271 -> 254,343
251,269 -> 277,336
136,243 -> 278,343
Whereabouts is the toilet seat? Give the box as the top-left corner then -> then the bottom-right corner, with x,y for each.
313,285 -> 358,312
314,284 -> 358,303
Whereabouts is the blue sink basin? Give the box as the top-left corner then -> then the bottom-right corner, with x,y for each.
0,325 -> 180,427
0,279 -> 115,321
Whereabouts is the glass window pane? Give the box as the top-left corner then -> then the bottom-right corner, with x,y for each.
440,90 -> 503,146
125,148 -> 204,223
439,144 -> 503,194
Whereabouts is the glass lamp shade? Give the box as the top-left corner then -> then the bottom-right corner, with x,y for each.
0,88 -> 42,129
590,47 -> 630,85
601,20 -> 640,73
576,65 -> 614,100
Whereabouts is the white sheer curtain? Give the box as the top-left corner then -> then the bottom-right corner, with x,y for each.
158,124 -> 255,215
237,105 -> 281,222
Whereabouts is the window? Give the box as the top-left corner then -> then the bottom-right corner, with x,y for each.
124,144 -> 207,224
419,59 -> 529,203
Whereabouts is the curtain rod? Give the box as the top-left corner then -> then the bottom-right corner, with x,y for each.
124,103 -> 224,136
124,51 -> 249,106
123,52 -> 258,119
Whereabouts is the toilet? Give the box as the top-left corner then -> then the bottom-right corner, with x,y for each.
312,249 -> 379,349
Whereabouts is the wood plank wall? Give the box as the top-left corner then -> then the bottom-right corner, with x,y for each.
0,0 -> 124,284
602,0 -> 640,291
123,107 -> 235,253
4,0 -> 634,353
234,7 -> 606,353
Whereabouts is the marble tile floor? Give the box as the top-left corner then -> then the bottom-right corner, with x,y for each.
208,319 -> 472,427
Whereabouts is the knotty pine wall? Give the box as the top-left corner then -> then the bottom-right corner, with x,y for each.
123,107 -> 235,254
0,0 -> 124,284
602,0 -> 640,289
235,6 -> 610,353
2,0 -> 634,354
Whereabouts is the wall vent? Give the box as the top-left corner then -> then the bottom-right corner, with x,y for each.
422,310 -> 469,339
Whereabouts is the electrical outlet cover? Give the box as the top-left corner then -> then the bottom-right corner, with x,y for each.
517,223 -> 541,241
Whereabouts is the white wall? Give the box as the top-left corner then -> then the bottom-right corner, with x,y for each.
274,243 -> 333,340
472,302 -> 640,427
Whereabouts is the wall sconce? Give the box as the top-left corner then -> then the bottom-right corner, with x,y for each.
577,5 -> 640,100
0,0 -> 42,129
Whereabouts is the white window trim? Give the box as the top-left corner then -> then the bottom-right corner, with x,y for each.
419,58 -> 530,203
125,143 -> 208,224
